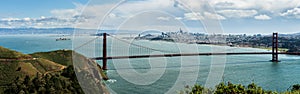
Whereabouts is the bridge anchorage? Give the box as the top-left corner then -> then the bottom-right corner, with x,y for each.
95,32 -> 299,70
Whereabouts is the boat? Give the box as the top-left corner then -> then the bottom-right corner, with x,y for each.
56,38 -> 71,41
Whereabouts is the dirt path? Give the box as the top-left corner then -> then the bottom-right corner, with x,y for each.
0,58 -> 66,75
43,65 -> 66,75
0,58 -> 34,62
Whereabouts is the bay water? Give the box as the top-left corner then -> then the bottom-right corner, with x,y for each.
0,34 -> 300,93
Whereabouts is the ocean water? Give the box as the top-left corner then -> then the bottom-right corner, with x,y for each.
1,34 -> 300,93
0,34 -> 72,54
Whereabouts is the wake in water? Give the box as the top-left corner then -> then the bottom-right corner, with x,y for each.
106,79 -> 117,83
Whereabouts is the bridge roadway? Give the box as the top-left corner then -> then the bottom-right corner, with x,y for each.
91,52 -> 300,60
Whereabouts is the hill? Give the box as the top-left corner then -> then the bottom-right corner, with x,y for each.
30,50 -> 93,71
0,47 -> 31,59
0,46 -> 108,93
30,50 -> 73,66
0,46 -> 65,86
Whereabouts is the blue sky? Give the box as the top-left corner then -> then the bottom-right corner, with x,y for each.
0,0 -> 300,34
0,0 -> 88,18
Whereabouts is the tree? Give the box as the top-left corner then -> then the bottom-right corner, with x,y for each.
23,75 -> 30,86
292,84 -> 300,91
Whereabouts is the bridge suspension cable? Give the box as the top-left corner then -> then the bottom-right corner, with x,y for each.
74,36 -> 100,50
110,35 -> 178,53
73,34 -> 179,53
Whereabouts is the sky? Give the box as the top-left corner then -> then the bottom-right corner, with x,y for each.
0,0 -> 300,34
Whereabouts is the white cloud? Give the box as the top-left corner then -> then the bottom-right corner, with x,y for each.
74,0 -> 191,29
180,0 -> 300,20
1,0 -> 300,29
183,12 -> 226,21
174,17 -> 183,20
203,12 -> 226,20
210,0 -> 299,12
23,17 -> 31,21
50,9 -> 80,18
49,3 -> 117,29
157,17 -> 170,21
114,11 -> 188,32
217,9 -> 258,18
115,0 -> 176,17
1,17 -> 21,21
40,16 -> 46,19
175,0 -> 208,12
0,16 -> 87,28
254,14 -> 271,20
184,12 -> 204,20
280,7 -> 300,19
210,0 -> 254,9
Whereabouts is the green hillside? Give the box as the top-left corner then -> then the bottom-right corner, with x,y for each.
0,46 -> 66,85
0,46 -> 35,86
30,50 -> 73,66
30,50 -> 97,71
0,46 -> 31,59
0,46 -> 108,93
0,47 -> 66,92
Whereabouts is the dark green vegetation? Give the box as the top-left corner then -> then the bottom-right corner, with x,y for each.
0,46 -> 108,93
0,47 -> 65,88
30,50 -> 73,66
248,36 -> 300,53
0,47 -> 31,59
227,35 -> 300,53
4,65 -> 83,93
182,82 -> 300,94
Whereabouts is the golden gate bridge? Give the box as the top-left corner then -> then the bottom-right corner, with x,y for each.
75,33 -> 300,70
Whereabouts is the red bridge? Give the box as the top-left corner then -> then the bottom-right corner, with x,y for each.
91,52 -> 300,60
89,33 -> 300,70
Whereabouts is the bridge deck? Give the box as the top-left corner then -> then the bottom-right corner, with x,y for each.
91,52 -> 300,60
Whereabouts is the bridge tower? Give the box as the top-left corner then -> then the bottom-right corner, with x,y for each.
271,32 -> 279,62
102,33 -> 107,70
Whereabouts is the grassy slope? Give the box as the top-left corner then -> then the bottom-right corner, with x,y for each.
0,46 -> 34,85
18,62 -> 40,76
28,58 -> 65,74
30,50 -> 92,70
0,47 -> 66,85
0,46 -> 31,59
30,50 -> 73,66
0,61 -> 22,85
0,46 -> 107,93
